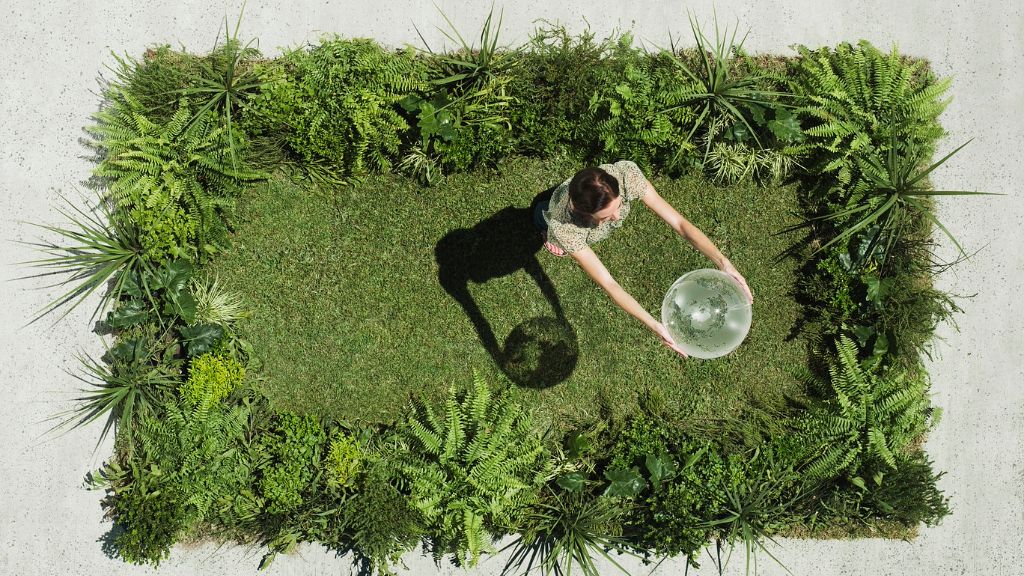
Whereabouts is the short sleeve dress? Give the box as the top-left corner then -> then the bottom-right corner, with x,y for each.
541,160 -> 653,254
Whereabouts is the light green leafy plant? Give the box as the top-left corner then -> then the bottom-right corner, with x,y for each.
705,141 -> 798,184
325,430 -> 363,490
180,352 -> 245,406
258,413 -> 328,515
398,370 -> 546,566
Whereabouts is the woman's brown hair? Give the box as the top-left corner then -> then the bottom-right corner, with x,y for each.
568,167 -> 620,225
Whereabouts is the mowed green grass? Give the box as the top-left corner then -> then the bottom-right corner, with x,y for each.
203,155 -> 816,439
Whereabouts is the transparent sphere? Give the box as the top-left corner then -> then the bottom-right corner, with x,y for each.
661,268 -> 752,359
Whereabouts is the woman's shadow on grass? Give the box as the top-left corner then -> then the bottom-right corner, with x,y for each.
435,185 -> 579,389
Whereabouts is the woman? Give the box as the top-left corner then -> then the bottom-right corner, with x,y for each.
534,160 -> 754,358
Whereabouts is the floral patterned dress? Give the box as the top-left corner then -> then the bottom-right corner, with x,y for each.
541,160 -> 653,254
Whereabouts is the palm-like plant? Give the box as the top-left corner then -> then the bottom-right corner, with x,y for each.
659,12 -> 794,153
17,192 -> 156,327
500,487 -> 638,576
173,2 -> 268,169
51,335 -> 178,451
786,133 -> 1001,271
404,2 -> 519,176
701,448 -> 803,576
412,2 -> 517,94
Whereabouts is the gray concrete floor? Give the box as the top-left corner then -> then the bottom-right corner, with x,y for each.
2,1 -> 1021,574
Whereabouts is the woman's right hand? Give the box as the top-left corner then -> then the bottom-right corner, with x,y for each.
653,323 -> 688,358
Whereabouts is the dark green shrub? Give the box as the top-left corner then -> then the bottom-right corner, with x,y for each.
605,414 -> 813,568
257,413 -> 328,515
808,450 -> 950,531
98,394 -> 263,565
793,220 -> 963,372
243,38 -> 425,184
701,441 -> 811,574
638,440 -> 744,562
860,451 -> 951,526
397,6 -> 519,182
105,46 -> 201,124
606,412 -> 673,474
506,22 -> 638,161
336,456 -> 426,576
109,465 -> 188,566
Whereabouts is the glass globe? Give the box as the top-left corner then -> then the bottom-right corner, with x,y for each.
661,268 -> 752,359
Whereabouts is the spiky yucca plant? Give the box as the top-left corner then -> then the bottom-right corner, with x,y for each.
801,334 -> 937,479
398,370 -> 547,567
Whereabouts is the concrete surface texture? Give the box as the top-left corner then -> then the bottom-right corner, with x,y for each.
1,1 -> 1021,574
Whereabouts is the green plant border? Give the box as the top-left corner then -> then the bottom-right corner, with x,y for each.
22,8 -> 985,575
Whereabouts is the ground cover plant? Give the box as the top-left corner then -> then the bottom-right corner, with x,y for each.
26,7 -> 988,574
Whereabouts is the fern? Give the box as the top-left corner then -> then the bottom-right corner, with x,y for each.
398,370 -> 546,567
89,89 -> 264,262
792,40 -> 950,202
107,394 -> 259,565
802,334 -> 936,479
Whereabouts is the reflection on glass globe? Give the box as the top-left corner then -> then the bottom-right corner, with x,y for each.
661,268 -> 752,359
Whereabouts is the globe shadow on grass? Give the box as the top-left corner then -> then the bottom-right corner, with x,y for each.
435,185 -> 579,389
500,315 -> 579,388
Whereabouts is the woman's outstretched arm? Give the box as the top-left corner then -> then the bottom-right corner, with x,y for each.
640,185 -> 754,304
570,246 -> 688,357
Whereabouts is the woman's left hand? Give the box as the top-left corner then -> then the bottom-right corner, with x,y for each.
720,260 -> 753,304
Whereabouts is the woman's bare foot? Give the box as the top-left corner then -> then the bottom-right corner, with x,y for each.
542,231 -> 567,257
545,242 -> 566,256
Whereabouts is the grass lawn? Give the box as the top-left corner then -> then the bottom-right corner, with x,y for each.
202,154 -> 818,442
